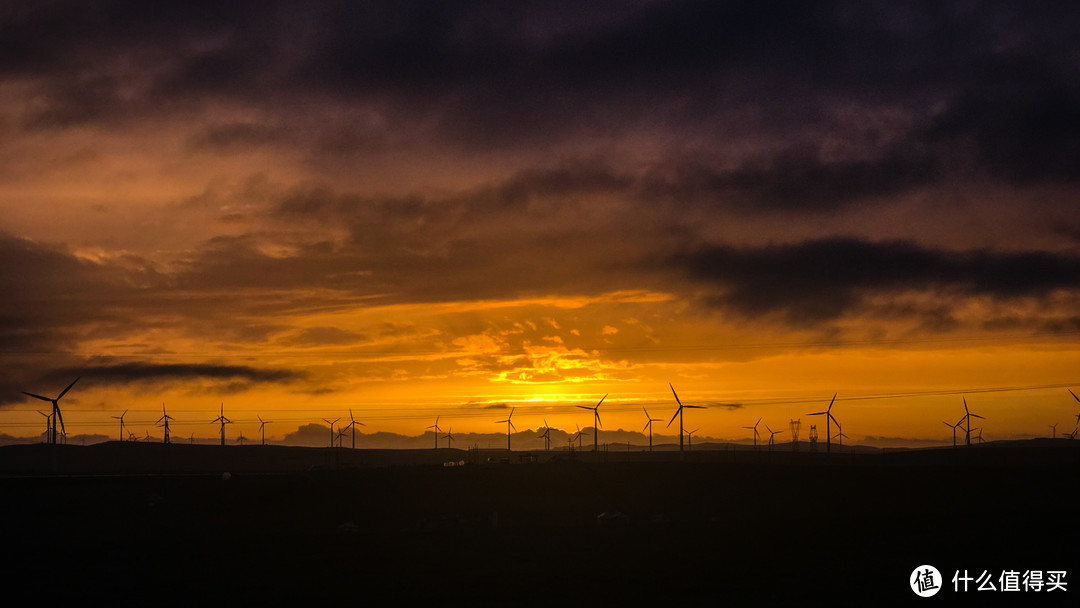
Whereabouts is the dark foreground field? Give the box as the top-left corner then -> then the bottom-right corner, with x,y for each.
2,443 -> 1077,605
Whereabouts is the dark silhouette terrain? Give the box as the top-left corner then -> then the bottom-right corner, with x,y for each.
2,442 -> 1076,604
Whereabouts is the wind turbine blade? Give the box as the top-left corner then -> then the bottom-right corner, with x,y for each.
808,411 -> 826,416
1070,389 -> 1080,403
22,392 -> 53,402
669,383 -> 682,407
970,414 -> 985,419
755,417 -> 761,427
685,405 -> 706,409
963,397 -> 969,414
827,392 -> 837,413
596,394 -> 607,408
643,407 -> 651,418
577,405 -> 593,411
667,407 -> 681,428
57,377 -> 80,400
509,421 -> 516,431
56,409 -> 65,436
596,412 -> 602,428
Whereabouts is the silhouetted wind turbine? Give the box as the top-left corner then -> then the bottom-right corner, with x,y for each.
343,409 -> 364,449
959,397 -> 984,446
443,426 -> 454,449
156,403 -> 174,444
37,411 -> 51,442
22,377 -> 79,446
943,418 -> 963,448
127,431 -> 138,442
667,384 -> 705,455
808,393 -> 838,454
766,424 -> 782,450
426,416 -> 442,450
236,433 -> 247,445
743,417 -> 762,448
211,403 -> 232,446
833,431 -> 848,447
573,424 -> 589,451
496,407 -> 516,451
258,415 -> 271,445
1049,423 -> 1058,439
642,408 -> 662,451
323,418 -> 341,448
686,428 -> 699,451
577,394 -> 606,452
539,420 -> 551,451
112,410 -> 128,442
143,430 -> 155,442
1070,389 -> 1080,425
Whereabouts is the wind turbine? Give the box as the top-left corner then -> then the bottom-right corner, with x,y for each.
959,397 -> 984,446
443,426 -> 454,449
496,407 -> 516,451
686,428 -> 699,451
808,393 -> 839,454
667,384 -> 705,455
1049,423 -> 1058,439
343,409 -> 365,449
766,424 -> 782,450
539,420 -> 551,451
743,417 -> 762,448
1070,389 -> 1080,427
37,411 -> 51,442
573,424 -> 589,451
833,431 -> 848,447
111,410 -> 128,442
642,408 -> 662,451
127,431 -> 139,442
323,418 -> 341,448
943,418 -> 963,448
22,377 -> 79,446
258,416 -> 271,446
426,416 -> 442,450
211,403 -> 232,446
144,430 -> 155,442
156,403 -> 174,444
577,394 -> 607,452
236,433 -> 247,446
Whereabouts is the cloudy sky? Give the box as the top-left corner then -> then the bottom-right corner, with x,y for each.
2,1 -> 1079,446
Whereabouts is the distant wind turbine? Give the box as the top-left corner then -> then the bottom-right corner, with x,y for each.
323,418 -> 341,448
22,377 -> 79,446
959,397 -> 984,446
443,426 -> 454,449
577,394 -> 607,452
426,416 -> 442,450
686,428 -> 699,451
1049,423 -> 1058,439
766,424 -> 782,450
258,415 -> 272,446
156,403 -> 174,445
343,409 -> 365,449
642,408 -> 662,452
943,418 -> 963,448
743,417 -> 762,448
496,408 -> 516,451
112,410 -> 128,442
808,393 -> 839,454
211,403 -> 232,446
667,384 -> 705,455
539,420 -> 551,451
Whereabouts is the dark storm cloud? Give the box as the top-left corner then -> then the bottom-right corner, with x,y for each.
671,238 -> 1080,324
42,362 -> 301,385
5,0 -> 1078,187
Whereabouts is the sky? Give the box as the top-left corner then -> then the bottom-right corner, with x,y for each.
2,1 -> 1080,447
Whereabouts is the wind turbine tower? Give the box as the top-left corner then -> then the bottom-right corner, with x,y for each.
343,409 -> 364,449
743,417 -> 761,448
426,416 -> 442,449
